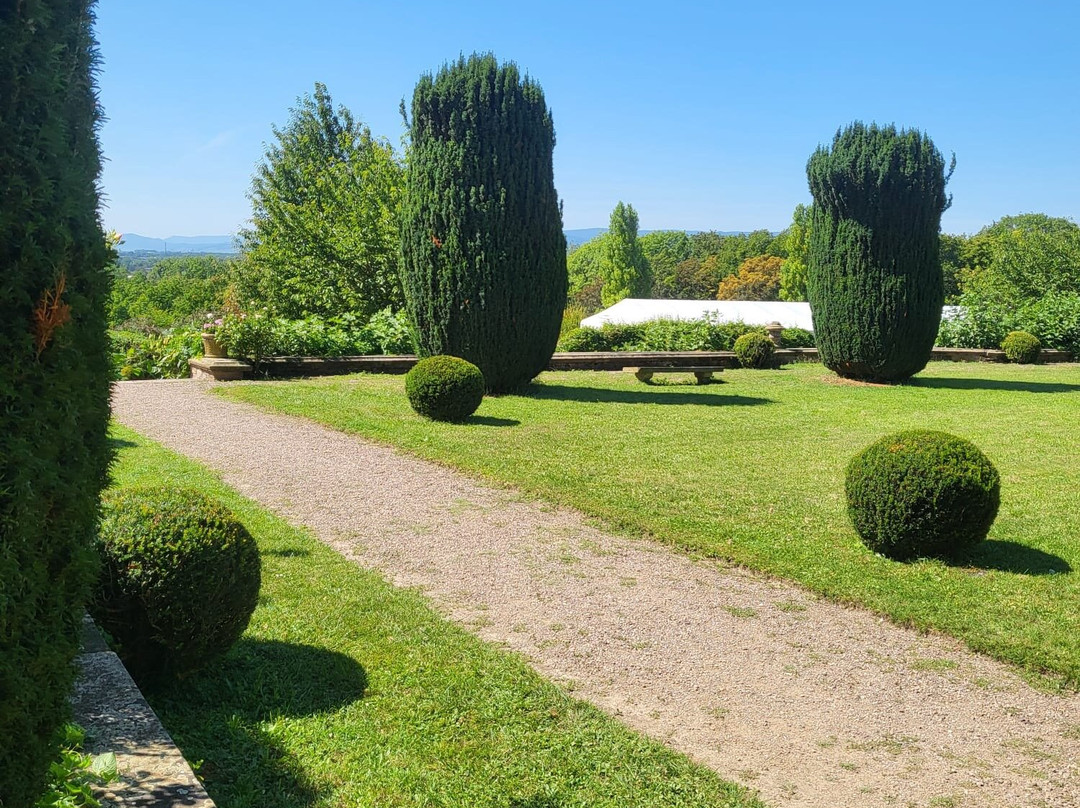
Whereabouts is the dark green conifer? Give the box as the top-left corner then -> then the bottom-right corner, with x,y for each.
401,53 -> 567,393
1,3 -> 112,803
806,122 -> 952,381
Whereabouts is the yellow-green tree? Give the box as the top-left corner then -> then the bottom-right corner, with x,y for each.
717,255 -> 784,300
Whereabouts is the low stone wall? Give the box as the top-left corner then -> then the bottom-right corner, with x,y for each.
187,347 -> 1073,382
73,616 -> 214,808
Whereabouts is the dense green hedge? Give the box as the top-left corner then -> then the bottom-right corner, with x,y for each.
557,319 -> 777,352
807,122 -> 950,381
402,53 -> 567,393
0,3 -> 113,804
936,293 -> 1080,357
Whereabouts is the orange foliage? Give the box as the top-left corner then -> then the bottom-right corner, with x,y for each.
716,255 -> 784,301
33,273 -> 72,358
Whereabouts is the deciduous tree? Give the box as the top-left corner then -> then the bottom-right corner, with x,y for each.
241,83 -> 403,319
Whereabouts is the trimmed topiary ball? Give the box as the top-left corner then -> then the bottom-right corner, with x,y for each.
405,355 -> 485,422
92,487 -> 261,682
558,327 -> 609,352
1001,330 -> 1041,364
845,431 -> 1000,561
733,331 -> 775,368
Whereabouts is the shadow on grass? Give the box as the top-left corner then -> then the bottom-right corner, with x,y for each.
510,795 -> 564,808
524,383 -> 772,407
468,415 -> 521,427
108,437 -> 139,450
263,547 -> 312,558
150,639 -> 368,808
951,540 -> 1073,576
907,377 -> 1080,394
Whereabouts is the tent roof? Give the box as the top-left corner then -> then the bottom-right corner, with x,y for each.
580,299 -> 814,330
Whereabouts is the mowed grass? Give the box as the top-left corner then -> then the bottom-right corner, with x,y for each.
216,361 -> 1080,689
109,425 -> 763,808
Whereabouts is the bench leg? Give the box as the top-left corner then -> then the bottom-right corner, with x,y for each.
635,369 -> 654,382
694,371 -> 713,384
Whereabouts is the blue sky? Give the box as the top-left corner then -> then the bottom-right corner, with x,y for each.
96,0 -> 1078,238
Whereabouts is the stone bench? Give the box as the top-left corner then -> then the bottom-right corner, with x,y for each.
627,366 -> 725,384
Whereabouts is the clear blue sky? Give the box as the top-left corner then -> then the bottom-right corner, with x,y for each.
96,0 -> 1079,239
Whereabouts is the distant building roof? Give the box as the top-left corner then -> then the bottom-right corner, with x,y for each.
580,299 -> 815,330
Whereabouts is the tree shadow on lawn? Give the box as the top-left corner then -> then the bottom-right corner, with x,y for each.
950,540 -> 1073,576
150,638 -> 368,808
906,377 -> 1080,394
467,415 -> 521,427
523,383 -> 772,407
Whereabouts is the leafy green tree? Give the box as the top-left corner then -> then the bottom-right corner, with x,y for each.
638,230 -> 692,297
807,122 -> 952,381
600,202 -> 650,306
241,83 -> 404,319
964,214 -> 1080,302
567,233 -> 609,310
779,204 -> 811,301
401,53 -> 566,393
1,3 -> 112,803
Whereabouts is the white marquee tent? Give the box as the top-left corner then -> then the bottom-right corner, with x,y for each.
579,299 -> 815,331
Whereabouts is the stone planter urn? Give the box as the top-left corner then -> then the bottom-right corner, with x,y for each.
201,333 -> 226,358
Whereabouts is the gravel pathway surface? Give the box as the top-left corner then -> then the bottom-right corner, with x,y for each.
112,379 -> 1080,808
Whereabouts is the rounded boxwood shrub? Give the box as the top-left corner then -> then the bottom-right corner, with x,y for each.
559,327 -> 608,352
405,355 -> 485,422
733,331 -> 774,368
1001,330 -> 1041,364
845,431 -> 1000,561
92,487 -> 261,682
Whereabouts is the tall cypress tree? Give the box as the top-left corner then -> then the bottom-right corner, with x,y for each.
0,3 -> 112,804
600,201 -> 650,307
401,53 -> 567,393
806,122 -> 952,381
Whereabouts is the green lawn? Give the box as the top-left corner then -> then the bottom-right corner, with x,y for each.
109,426 -> 763,808
216,361 -> 1080,690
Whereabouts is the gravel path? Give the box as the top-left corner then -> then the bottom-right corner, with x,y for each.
112,379 -> 1080,808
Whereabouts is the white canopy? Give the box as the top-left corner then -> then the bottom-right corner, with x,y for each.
580,299 -> 815,331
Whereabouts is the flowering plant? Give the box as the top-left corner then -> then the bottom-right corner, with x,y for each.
201,313 -> 224,335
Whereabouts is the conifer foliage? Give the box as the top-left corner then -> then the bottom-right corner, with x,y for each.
806,122 -> 952,381
401,53 -> 567,393
1,2 -> 113,804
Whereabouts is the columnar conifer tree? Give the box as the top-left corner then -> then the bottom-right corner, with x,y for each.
1,3 -> 112,803
401,53 -> 567,393
806,122 -> 952,381
600,201 -> 650,306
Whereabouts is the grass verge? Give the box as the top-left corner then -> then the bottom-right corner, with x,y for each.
109,425 -> 763,808
215,361 -> 1080,690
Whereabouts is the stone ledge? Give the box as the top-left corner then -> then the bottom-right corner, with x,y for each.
72,617 -> 214,808
183,347 -> 1075,381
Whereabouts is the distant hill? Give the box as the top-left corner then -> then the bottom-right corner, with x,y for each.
118,233 -> 237,253
118,228 -> 754,254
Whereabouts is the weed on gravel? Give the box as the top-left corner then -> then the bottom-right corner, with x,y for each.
216,361 -> 1080,689
108,425 -> 764,808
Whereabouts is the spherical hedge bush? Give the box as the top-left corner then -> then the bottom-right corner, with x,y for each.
558,327 -> 609,352
845,431 -> 1000,561
1001,330 -> 1041,364
733,331 -> 775,368
92,487 -> 261,681
405,355 -> 485,422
